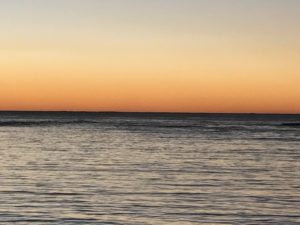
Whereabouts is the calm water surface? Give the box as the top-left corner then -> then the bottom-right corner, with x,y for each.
0,112 -> 299,224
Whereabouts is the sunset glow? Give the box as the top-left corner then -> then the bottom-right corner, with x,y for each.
1,0 -> 300,113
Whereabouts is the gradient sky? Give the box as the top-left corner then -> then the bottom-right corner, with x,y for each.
1,0 -> 299,113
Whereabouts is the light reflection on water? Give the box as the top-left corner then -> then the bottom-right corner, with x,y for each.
0,112 -> 299,224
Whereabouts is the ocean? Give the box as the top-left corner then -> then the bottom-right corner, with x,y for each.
0,112 -> 299,224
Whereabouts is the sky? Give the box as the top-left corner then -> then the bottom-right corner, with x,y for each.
0,0 -> 299,113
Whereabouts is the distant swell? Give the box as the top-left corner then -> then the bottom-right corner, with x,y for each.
0,120 -> 98,127
280,123 -> 300,127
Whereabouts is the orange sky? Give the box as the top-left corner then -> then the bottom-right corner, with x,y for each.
1,0 -> 300,113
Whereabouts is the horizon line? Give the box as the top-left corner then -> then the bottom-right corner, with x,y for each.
0,110 -> 299,116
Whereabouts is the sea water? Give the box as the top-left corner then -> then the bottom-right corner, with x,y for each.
0,112 -> 299,224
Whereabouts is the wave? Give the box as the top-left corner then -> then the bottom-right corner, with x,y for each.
0,120 -> 99,127
280,123 -> 300,127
